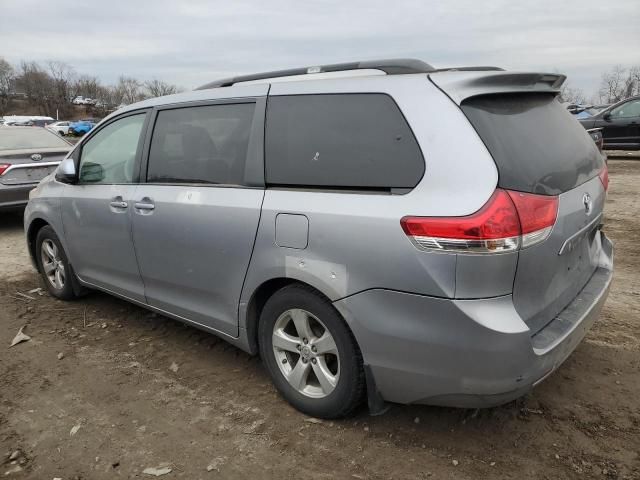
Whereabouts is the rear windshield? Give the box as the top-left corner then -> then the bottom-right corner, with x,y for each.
461,93 -> 603,195
0,128 -> 70,151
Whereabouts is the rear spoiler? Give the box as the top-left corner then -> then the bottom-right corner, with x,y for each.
429,71 -> 566,105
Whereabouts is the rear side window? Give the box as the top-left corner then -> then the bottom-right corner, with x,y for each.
265,94 -> 424,190
147,103 -> 255,185
461,93 -> 603,195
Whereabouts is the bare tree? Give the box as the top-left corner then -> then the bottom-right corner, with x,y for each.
0,57 -> 15,115
46,61 -> 76,117
97,84 -> 120,107
559,83 -> 586,104
625,66 -> 640,97
144,79 -> 181,98
115,76 -> 144,105
74,75 -> 102,100
16,61 -> 54,115
597,65 -> 640,104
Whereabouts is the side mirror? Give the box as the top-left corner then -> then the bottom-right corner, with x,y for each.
603,112 -> 612,121
55,157 -> 77,184
79,162 -> 104,183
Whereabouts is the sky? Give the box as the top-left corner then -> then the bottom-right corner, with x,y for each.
1,0 -> 638,97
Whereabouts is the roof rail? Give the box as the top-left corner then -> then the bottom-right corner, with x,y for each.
432,66 -> 505,72
196,58 -> 435,90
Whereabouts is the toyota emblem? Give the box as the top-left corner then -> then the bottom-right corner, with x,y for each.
583,193 -> 592,215
30,153 -> 42,161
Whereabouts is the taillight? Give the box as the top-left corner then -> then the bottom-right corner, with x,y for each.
506,190 -> 558,248
401,189 -> 558,254
599,165 -> 609,192
0,164 -> 10,176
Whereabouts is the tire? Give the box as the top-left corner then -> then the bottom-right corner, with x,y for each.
258,284 -> 365,418
35,226 -> 78,301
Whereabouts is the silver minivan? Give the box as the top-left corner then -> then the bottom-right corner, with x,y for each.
24,59 -> 613,418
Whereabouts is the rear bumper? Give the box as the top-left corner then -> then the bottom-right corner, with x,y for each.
0,183 -> 36,209
334,232 -> 613,408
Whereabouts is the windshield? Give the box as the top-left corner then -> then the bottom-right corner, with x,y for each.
0,128 -> 70,151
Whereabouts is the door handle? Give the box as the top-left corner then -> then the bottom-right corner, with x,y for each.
109,200 -> 128,208
134,197 -> 155,211
134,202 -> 155,210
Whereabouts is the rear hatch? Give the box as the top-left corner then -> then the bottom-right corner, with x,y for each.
0,127 -> 71,185
0,148 -> 68,185
431,72 -> 607,334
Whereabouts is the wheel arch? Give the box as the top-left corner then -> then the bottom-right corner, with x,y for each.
26,217 -> 51,272
244,277 -> 384,416
244,277 -> 349,355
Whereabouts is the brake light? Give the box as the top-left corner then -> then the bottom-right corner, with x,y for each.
598,165 -> 609,192
401,189 -> 558,254
0,164 -> 9,176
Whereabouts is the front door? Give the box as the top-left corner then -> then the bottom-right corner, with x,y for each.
598,98 -> 640,149
61,111 -> 148,301
131,101 -> 264,336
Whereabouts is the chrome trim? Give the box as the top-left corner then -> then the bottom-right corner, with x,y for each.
558,214 -> 602,256
0,161 -> 61,176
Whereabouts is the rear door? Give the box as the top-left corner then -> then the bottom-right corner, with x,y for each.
131,98 -> 266,336
459,91 -> 606,333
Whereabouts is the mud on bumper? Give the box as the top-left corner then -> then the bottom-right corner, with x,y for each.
334,233 -> 613,408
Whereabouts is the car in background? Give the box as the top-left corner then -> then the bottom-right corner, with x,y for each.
2,115 -> 55,127
73,96 -> 96,105
579,96 -> 640,150
0,127 -> 72,209
68,120 -> 96,136
46,121 -> 72,136
565,103 -> 592,115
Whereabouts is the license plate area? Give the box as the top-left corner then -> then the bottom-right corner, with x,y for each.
561,221 -> 601,278
1,166 -> 56,185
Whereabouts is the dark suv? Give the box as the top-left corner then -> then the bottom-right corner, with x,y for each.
579,95 -> 640,150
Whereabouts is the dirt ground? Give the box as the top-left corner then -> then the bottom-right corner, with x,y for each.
1,162 -> 639,480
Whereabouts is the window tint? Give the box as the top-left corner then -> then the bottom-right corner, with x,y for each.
78,114 -> 145,184
610,99 -> 640,118
147,103 -> 255,185
461,93 -> 603,195
265,94 -> 424,190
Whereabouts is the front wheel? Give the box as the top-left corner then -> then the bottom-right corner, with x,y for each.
258,284 -> 365,418
35,226 -> 79,300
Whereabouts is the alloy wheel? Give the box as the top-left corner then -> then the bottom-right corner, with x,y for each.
272,308 -> 340,398
40,239 -> 65,289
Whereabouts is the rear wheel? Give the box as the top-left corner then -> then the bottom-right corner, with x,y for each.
35,226 -> 78,300
258,284 -> 365,418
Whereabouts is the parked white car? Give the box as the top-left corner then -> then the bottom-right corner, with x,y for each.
72,96 -> 96,105
46,121 -> 72,136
